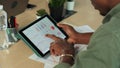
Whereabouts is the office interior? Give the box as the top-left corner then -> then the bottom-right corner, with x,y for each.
0,0 -> 103,68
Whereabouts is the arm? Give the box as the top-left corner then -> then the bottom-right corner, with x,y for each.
54,31 -> 118,68
73,32 -> 93,44
59,54 -> 74,65
52,32 -> 93,65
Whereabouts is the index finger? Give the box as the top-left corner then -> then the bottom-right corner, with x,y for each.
45,34 -> 61,41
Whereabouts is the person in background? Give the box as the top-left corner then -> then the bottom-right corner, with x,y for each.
46,0 -> 120,68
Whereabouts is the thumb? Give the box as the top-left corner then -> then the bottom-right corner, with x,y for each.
57,23 -> 70,32
57,23 -> 68,29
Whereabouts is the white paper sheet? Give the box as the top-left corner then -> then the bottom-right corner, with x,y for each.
29,54 -> 59,68
29,24 -> 94,68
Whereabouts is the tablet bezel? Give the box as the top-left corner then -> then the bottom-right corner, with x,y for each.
19,15 -> 68,57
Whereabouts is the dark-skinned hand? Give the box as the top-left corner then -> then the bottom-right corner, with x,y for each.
46,34 -> 75,56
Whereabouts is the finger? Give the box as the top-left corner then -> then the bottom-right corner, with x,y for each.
50,49 -> 55,55
57,23 -> 68,29
50,42 -> 54,45
50,45 -> 55,55
57,23 -> 72,33
67,39 -> 75,44
46,34 -> 61,41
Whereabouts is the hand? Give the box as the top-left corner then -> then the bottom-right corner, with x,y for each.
57,23 -> 93,44
46,34 -> 75,56
57,23 -> 79,44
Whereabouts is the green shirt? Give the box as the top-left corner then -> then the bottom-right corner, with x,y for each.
54,3 -> 120,68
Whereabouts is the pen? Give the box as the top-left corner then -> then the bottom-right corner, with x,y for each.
13,16 -> 17,28
10,16 -> 15,28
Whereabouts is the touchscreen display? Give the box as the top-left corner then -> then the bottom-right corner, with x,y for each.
22,17 -> 66,54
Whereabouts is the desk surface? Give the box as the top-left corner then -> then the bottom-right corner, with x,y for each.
0,0 -> 103,68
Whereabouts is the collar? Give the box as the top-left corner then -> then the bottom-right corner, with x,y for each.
103,3 -> 120,24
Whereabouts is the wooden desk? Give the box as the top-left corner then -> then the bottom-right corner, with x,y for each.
0,0 -> 103,68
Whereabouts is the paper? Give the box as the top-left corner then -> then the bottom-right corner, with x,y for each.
29,53 -> 60,68
29,44 -> 88,68
29,24 -> 94,68
62,22 -> 94,33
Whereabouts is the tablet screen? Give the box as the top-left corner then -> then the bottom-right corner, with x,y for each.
19,15 -> 67,57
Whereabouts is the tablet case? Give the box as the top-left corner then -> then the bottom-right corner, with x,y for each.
18,33 -> 42,57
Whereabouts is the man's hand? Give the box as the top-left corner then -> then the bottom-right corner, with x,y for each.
57,23 -> 93,44
57,23 -> 79,44
46,34 -> 75,56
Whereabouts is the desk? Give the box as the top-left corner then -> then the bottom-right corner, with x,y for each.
0,0 -> 103,68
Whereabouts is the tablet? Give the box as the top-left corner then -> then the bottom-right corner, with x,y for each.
19,15 -> 68,57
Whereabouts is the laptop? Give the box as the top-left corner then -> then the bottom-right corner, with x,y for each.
0,0 -> 29,18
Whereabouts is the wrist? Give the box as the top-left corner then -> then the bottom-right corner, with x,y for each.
59,54 -> 74,65
73,32 -> 81,44
74,32 -> 93,44
70,32 -> 80,44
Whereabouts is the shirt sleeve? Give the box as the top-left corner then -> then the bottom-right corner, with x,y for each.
54,63 -> 71,68
54,30 -> 120,68
72,31 -> 120,68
